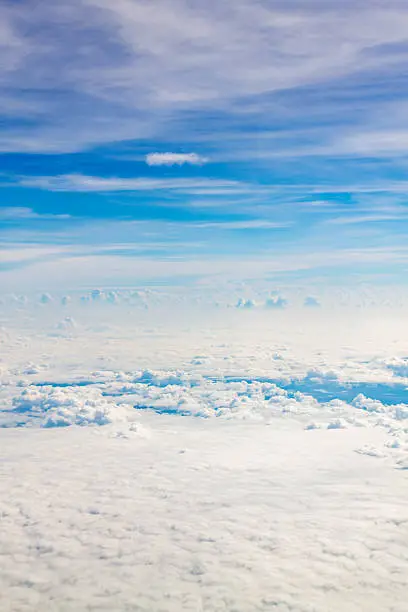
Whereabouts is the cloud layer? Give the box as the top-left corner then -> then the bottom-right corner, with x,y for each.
2,410 -> 407,612
2,0 -> 408,154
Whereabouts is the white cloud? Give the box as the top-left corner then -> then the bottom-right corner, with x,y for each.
236,295 -> 289,309
0,246 -> 69,264
193,220 -> 290,230
265,296 -> 288,309
5,366 -> 407,430
337,128 -> 408,156
304,296 -> 321,308
1,403 -> 407,611
18,174 -> 240,192
3,245 -> 408,292
39,292 -> 53,304
0,207 -> 70,220
2,1 -> 408,153
236,298 -> 257,309
146,152 -> 208,166
325,213 -> 406,225
55,316 -> 77,332
11,385 -> 131,427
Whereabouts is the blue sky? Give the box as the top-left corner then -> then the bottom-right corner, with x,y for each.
2,0 -> 408,293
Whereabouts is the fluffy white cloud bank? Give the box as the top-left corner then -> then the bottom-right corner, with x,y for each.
145,152 -> 208,166
11,385 -> 131,428
4,368 -> 407,469
1,315 -> 408,611
1,405 -> 407,612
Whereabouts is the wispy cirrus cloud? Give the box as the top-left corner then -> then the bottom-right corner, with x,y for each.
0,207 -> 70,220
2,0 -> 408,292
325,213 -> 407,226
2,0 -> 408,154
3,244 -> 408,292
16,174 -> 240,193
192,220 -> 290,230
13,173 -> 408,201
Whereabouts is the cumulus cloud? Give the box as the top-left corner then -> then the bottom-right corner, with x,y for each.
145,152 -> 208,166
39,292 -> 53,304
11,385 -> 131,427
88,289 -> 120,304
3,365 -> 408,471
10,293 -> 28,306
91,289 -> 103,301
56,317 -> 77,332
235,298 -> 257,309
5,372 -> 324,423
235,295 -> 290,310
265,296 -> 288,309
384,357 -> 408,378
304,296 -> 321,308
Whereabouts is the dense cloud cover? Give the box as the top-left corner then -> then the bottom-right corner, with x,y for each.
1,306 -> 408,611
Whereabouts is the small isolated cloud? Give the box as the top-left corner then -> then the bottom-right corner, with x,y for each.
91,289 -> 103,302
39,293 -> 53,304
304,296 -> 321,308
236,298 -> 257,309
265,296 -> 288,309
10,294 -> 28,306
56,316 -> 77,332
145,152 -> 208,166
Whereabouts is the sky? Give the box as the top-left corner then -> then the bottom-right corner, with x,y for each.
2,0 -> 408,295
2,6 -> 408,608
